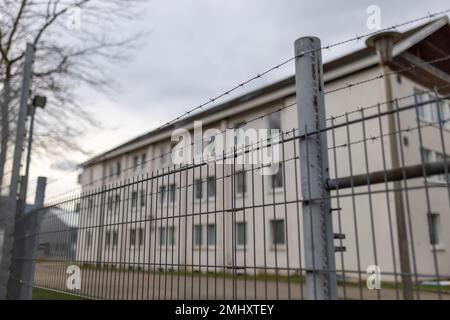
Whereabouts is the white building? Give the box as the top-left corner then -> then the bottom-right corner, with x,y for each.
76,17 -> 450,283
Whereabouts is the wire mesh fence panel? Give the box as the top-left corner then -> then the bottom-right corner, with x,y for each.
29,133 -> 308,300
5,16 -> 450,299
17,92 -> 450,300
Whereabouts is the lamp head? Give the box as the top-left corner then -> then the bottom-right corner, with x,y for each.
33,95 -> 47,109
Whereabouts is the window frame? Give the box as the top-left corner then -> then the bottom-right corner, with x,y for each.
235,170 -> 247,197
207,224 -> 216,247
270,163 -> 284,192
427,212 -> 443,250
193,224 -> 203,247
159,226 -> 175,247
270,219 -> 286,247
236,221 -> 247,248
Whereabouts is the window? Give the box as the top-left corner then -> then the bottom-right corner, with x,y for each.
131,191 -> 138,208
116,161 -> 121,177
428,94 -> 439,122
270,219 -> 285,245
130,229 -> 136,246
204,135 -> 216,159
271,163 -> 284,190
435,152 -> 449,182
129,228 -> 143,247
160,186 -> 166,203
138,228 -> 144,247
160,147 -> 170,166
194,179 -> 203,200
193,224 -> 215,247
234,122 -> 246,148
428,213 -> 441,247
421,147 -> 433,163
86,231 -> 92,248
159,227 -> 166,245
194,137 -> 204,161
207,224 -> 216,246
415,89 -> 442,123
107,196 -> 113,211
236,222 -> 246,246
87,198 -> 94,212
207,176 -> 216,198
416,89 -> 432,122
159,226 -> 175,246
141,153 -> 147,169
446,102 -> 450,129
89,169 -> 94,184
269,112 -> 281,131
105,231 -> 111,248
235,171 -> 246,195
169,184 -> 176,203
114,195 -> 120,212
168,227 -> 175,246
194,225 -> 202,246
109,166 -> 114,178
158,185 -> 176,204
194,177 -> 215,200
421,148 -> 449,182
140,190 -> 146,207
133,155 -> 139,171
112,231 -> 118,247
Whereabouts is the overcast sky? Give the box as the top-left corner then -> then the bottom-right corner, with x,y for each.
30,0 -> 450,200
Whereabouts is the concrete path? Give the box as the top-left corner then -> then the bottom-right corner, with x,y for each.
34,263 -> 448,300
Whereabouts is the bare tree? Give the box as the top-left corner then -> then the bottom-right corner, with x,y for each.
0,0 -> 148,189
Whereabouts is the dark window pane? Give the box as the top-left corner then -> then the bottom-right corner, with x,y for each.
207,176 -> 216,197
207,224 -> 216,246
194,225 -> 202,246
271,220 -> 285,245
194,179 -> 203,199
236,222 -> 246,246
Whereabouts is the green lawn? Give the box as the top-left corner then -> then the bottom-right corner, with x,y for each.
32,287 -> 87,300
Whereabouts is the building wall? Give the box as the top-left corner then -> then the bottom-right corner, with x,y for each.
75,65 -> 450,281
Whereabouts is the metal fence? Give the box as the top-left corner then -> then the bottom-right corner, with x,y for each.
5,35 -> 450,301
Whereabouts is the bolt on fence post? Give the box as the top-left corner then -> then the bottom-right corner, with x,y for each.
294,37 -> 337,300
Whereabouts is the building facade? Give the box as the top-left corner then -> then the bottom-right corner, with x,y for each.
75,18 -> 450,282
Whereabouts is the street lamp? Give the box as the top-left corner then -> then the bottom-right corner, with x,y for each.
366,32 -> 414,300
19,95 -> 47,213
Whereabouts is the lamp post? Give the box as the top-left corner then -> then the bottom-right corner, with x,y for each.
366,32 -> 414,300
18,95 -> 46,215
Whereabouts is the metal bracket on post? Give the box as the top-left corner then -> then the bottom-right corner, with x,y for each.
294,36 -> 337,300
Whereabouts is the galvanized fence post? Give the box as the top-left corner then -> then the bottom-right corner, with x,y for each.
0,43 -> 35,300
294,36 -> 337,300
21,177 -> 47,300
6,177 -> 46,300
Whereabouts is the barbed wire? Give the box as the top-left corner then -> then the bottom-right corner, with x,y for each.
30,9 -> 450,201
329,117 -> 450,151
43,91 -> 450,204
155,9 -> 450,130
327,83 -> 450,123
41,51 -> 450,196
42,80 -> 450,202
